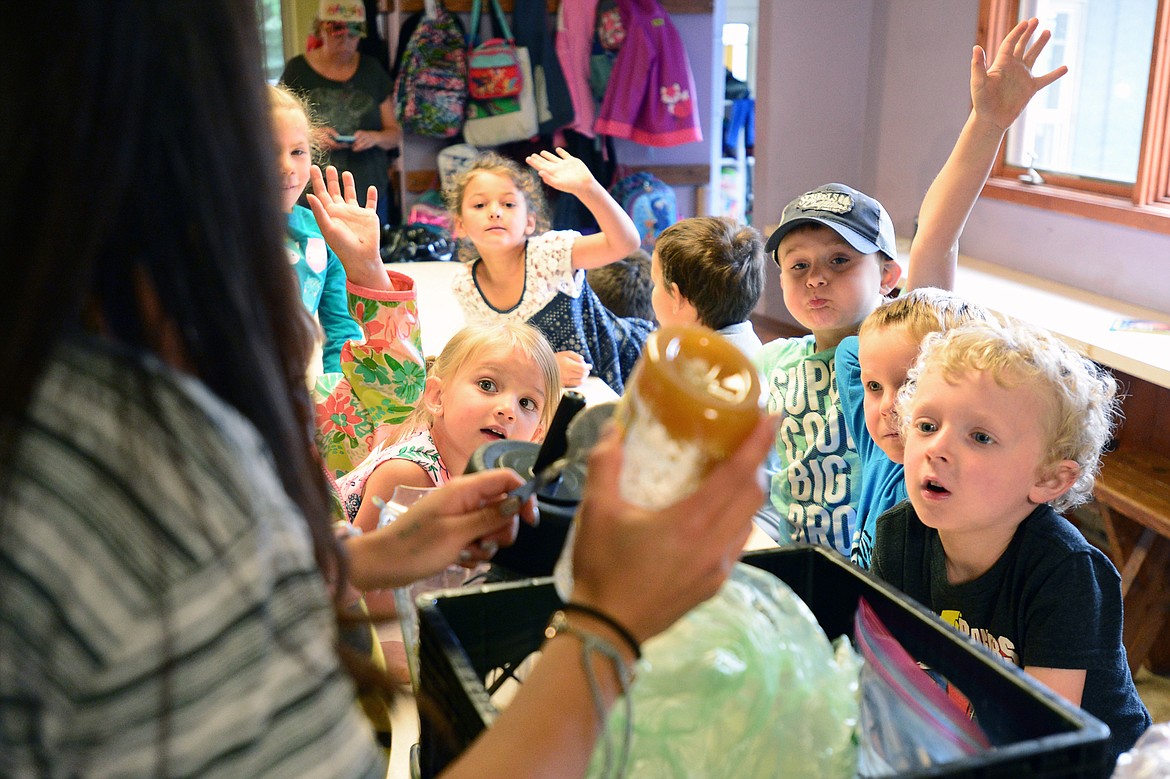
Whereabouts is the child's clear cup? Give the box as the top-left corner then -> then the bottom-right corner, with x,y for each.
377,484 -> 467,692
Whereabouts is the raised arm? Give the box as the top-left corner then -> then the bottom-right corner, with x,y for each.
527,148 -> 641,270
907,17 -> 1067,291
307,164 -> 393,291
307,164 -> 428,477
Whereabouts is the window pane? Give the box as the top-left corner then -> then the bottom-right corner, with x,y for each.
723,23 -> 750,83
1007,0 -> 1158,184
257,0 -> 285,83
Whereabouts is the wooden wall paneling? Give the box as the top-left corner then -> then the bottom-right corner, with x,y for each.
1091,366 -> 1170,676
405,164 -> 710,193
406,170 -> 442,194
1111,368 -> 1170,454
643,164 -> 710,187
395,0 -> 713,13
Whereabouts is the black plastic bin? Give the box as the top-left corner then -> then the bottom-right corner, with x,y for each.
416,545 -> 1112,778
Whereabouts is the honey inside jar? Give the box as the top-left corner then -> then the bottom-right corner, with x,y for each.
623,325 -> 763,460
554,325 -> 766,595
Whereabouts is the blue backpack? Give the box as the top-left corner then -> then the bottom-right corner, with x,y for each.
610,172 -> 677,250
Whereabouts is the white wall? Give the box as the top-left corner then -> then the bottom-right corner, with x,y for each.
753,0 -> 879,323
754,0 -> 1170,323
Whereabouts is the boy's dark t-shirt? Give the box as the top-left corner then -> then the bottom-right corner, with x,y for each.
872,501 -> 1151,765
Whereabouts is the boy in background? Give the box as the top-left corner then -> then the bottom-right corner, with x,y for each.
587,248 -> 658,324
872,317 -> 1151,766
649,216 -> 766,357
753,17 -> 1067,551
840,288 -> 991,569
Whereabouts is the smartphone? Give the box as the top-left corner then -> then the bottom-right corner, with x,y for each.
334,134 -> 355,143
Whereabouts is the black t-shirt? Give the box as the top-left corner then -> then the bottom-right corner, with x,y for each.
873,501 -> 1151,765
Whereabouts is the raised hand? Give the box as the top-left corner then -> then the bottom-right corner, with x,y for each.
973,17 -> 1069,133
526,147 -> 597,197
306,165 -> 388,290
906,16 -> 1069,292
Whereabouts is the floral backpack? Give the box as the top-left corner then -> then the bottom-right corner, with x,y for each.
393,2 -> 468,138
597,0 -> 626,50
589,0 -> 625,102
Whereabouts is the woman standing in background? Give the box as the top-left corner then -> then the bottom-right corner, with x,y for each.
282,0 -> 400,226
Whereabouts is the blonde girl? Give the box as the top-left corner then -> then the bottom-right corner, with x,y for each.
341,321 -> 561,535
268,83 -> 362,375
447,149 -> 653,394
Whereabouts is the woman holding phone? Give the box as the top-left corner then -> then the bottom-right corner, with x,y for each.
281,0 -> 400,225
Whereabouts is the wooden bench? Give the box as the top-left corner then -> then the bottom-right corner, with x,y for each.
1092,448 -> 1170,676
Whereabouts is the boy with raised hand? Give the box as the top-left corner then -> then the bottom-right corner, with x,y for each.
754,17 -> 1067,551
872,316 -> 1151,766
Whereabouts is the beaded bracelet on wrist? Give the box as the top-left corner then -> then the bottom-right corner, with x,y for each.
560,601 -> 642,660
544,609 -> 635,777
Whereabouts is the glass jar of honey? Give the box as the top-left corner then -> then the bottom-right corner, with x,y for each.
554,325 -> 764,598
614,324 -> 764,508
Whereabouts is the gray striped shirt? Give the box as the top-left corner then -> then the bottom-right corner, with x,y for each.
0,338 -> 384,777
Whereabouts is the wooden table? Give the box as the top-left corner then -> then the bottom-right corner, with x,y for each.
1093,449 -> 1170,676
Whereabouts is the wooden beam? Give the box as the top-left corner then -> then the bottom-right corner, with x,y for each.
1093,447 -> 1170,674
1119,532 -> 1170,675
395,0 -> 713,13
640,164 -> 710,187
1096,449 -> 1170,540
406,170 -> 443,193
405,164 -> 711,193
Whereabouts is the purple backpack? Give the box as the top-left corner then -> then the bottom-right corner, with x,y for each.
393,5 -> 468,138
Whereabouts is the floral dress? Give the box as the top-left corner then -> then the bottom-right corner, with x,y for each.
336,429 -> 450,522
313,270 -> 427,479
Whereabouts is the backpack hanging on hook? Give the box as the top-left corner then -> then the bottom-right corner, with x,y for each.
462,0 -> 539,147
392,0 -> 468,138
610,171 -> 677,250
466,0 -> 523,101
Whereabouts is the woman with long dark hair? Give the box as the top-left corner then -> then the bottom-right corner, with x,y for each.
0,2 -> 773,775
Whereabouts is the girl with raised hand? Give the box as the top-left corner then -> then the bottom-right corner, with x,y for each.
269,84 -> 362,375
447,149 -> 653,394
340,321 -> 560,538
